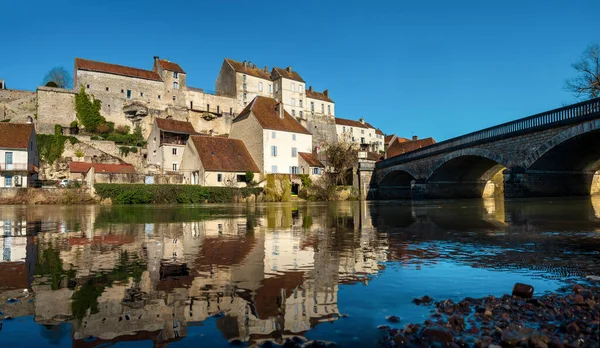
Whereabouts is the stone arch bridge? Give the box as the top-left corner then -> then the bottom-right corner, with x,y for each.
372,98 -> 600,199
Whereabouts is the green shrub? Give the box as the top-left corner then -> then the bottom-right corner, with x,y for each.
74,149 -> 85,158
94,184 -> 263,204
54,124 -> 63,135
245,171 -> 254,184
75,87 -> 105,132
300,174 -> 312,188
115,125 -> 130,135
70,120 -> 78,128
37,134 -> 79,164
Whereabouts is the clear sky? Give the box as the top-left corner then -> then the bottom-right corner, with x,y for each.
1,0 -> 598,141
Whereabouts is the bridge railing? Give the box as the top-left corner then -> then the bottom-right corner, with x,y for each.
379,97 -> 600,167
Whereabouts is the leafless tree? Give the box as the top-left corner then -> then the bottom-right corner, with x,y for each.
324,141 -> 356,185
565,43 -> 600,100
42,67 -> 72,89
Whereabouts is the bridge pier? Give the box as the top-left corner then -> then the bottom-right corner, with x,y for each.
504,168 -> 599,197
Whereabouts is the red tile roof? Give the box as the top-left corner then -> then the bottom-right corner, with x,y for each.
155,118 -> 197,134
237,96 -> 311,134
158,59 -> 185,73
189,135 -> 259,172
299,152 -> 324,168
272,67 -> 305,82
0,123 -> 34,149
386,137 -> 436,158
335,117 -> 369,129
225,58 -> 271,80
375,129 -> 384,136
306,89 -> 333,103
75,58 -> 162,82
69,162 -> 136,174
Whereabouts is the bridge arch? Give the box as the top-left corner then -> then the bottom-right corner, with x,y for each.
377,168 -> 418,200
427,148 -> 508,181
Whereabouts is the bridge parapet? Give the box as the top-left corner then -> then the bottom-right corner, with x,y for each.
378,98 -> 600,168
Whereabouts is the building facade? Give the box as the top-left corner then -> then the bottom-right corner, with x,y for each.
146,117 -> 197,173
335,117 -> 384,153
0,122 -> 38,188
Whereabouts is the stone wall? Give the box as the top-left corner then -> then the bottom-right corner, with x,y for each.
36,86 -> 76,130
0,89 -> 36,123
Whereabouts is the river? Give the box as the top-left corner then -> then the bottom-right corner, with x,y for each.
0,198 -> 599,347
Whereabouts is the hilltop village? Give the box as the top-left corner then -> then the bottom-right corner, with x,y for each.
0,57 -> 435,199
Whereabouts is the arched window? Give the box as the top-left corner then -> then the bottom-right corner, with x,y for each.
173,82 -> 179,89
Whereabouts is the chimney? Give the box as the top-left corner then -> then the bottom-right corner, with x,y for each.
359,118 -> 365,124
243,60 -> 247,67
412,135 -> 418,141
264,65 -> 268,72
248,61 -> 253,68
308,86 -> 313,92
153,56 -> 160,72
277,103 -> 284,119
323,89 -> 329,98
286,66 -> 292,73
153,56 -> 160,62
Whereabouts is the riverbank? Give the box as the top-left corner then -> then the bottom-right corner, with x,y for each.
377,282 -> 599,348
0,188 -> 96,205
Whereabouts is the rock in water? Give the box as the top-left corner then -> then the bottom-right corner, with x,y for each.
386,315 -> 401,323
512,283 -> 534,298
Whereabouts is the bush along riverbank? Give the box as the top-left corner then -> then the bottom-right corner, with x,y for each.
94,184 -> 264,204
378,281 -> 599,348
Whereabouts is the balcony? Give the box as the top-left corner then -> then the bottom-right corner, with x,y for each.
0,163 -> 33,172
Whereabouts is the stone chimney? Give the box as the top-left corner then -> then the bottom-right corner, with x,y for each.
323,89 -> 329,98
264,66 -> 268,72
286,66 -> 292,73
248,61 -> 253,68
308,86 -> 313,92
153,56 -> 160,72
359,118 -> 365,124
243,60 -> 247,67
412,135 -> 418,141
277,103 -> 284,119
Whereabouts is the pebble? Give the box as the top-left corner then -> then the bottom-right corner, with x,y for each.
385,315 -> 401,323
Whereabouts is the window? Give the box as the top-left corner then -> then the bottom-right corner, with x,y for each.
190,101 -> 194,109
243,74 -> 247,82
172,163 -> 178,171
140,92 -> 144,97
126,90 -> 132,99
352,137 -> 355,142
291,83 -> 295,92
275,82 -> 279,92
172,148 -> 177,155
243,92 -> 247,100
310,101 -> 314,113
299,99 -> 303,108
271,146 -> 277,157
207,104 -> 210,112
229,107 -> 233,115
361,129 -> 365,134
292,110 -> 295,116
268,84 -> 272,93
217,173 -> 223,182
86,84 -> 90,89
291,147 -> 297,157
236,174 -> 246,182
291,98 -> 295,106
328,105 -> 331,115
299,85 -> 303,93
271,165 -> 278,173
121,89 -> 124,93
290,166 -> 299,174
299,110 -> 303,117
272,131 -> 276,139
5,152 -> 13,165
217,105 -> 220,113
173,72 -> 179,78
292,134 -> 296,141
243,83 -> 247,91
173,82 -> 179,89
321,104 -> 324,113
158,95 -> 161,99
258,82 -> 263,91
4,176 -> 12,188
172,96 -> 176,101
312,168 -> 321,175
105,87 -> 109,92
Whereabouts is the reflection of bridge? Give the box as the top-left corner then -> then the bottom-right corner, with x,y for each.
373,98 -> 600,199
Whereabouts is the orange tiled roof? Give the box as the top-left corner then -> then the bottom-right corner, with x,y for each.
158,59 -> 185,73
75,58 -> 162,82
0,123 -> 33,149
155,118 -> 197,134
225,58 -> 271,80
189,135 -> 259,172
335,117 -> 369,129
299,152 -> 324,168
237,96 -> 311,134
306,89 -> 333,103
272,67 -> 305,82
69,162 -> 136,174
386,137 -> 436,158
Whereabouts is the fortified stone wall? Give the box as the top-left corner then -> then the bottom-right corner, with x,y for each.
306,114 -> 337,149
0,89 -> 37,122
36,86 -> 77,130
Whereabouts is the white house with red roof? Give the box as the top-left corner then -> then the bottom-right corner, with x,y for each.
0,122 -> 38,188
335,117 -> 384,153
146,117 -> 197,173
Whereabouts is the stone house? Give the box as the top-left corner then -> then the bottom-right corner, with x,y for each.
146,117 -> 197,173
229,96 -> 312,175
180,135 -> 259,187
68,161 -> 137,183
298,152 -> 324,178
0,122 -> 38,188
335,117 -> 384,153
216,58 -> 274,105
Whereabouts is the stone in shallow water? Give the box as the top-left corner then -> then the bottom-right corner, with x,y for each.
385,315 -> 401,323
512,283 -> 534,298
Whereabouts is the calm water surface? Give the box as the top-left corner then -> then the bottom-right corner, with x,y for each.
0,198 -> 599,347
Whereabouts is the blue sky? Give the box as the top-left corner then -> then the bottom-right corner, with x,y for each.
1,0 -> 598,141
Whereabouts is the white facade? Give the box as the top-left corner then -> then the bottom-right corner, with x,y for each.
262,129 -> 312,174
0,126 -> 38,188
335,120 -> 384,153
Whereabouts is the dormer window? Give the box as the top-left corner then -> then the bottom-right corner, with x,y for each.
173,72 -> 179,79
173,82 -> 179,89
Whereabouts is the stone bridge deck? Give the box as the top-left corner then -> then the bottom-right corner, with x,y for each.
372,98 -> 600,199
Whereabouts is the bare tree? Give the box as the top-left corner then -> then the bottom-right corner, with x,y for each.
42,67 -> 72,89
324,141 -> 356,185
565,43 -> 600,100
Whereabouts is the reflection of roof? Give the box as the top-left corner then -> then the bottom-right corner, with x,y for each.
75,58 -> 162,82
155,118 -> 197,134
0,262 -> 28,290
69,162 -> 136,174
157,59 -> 185,73
236,96 -> 311,134
299,152 -> 324,168
225,58 -> 271,80
68,235 -> 136,246
0,123 -> 33,149
254,271 -> 305,318
272,67 -> 305,82
189,135 -> 260,172
386,137 -> 436,158
335,117 -> 368,128
306,88 -> 333,103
